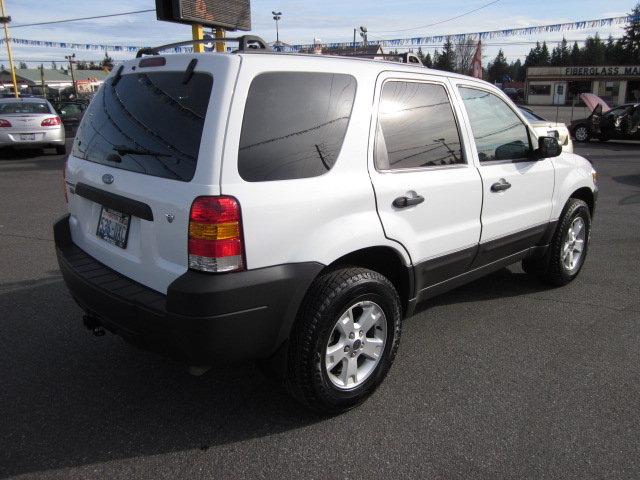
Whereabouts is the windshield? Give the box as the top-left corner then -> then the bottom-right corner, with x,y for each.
71,71 -> 213,182
0,101 -> 51,114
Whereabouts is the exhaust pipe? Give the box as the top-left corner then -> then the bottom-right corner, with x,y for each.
83,314 -> 105,337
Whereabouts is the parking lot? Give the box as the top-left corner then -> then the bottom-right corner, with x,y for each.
1,139 -> 639,479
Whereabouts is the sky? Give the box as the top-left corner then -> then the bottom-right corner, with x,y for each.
2,0 -> 638,68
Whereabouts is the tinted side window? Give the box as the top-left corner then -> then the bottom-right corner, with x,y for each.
375,81 -> 464,170
459,87 -> 531,162
238,72 -> 356,182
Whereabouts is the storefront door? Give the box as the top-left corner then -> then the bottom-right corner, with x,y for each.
553,83 -> 566,105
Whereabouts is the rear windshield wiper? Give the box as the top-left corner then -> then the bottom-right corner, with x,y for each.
113,145 -> 170,157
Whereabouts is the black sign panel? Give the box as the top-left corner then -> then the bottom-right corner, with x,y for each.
156,0 -> 251,31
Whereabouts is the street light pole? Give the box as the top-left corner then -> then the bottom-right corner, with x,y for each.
65,53 -> 77,98
272,11 -> 282,49
0,0 -> 19,98
359,26 -> 368,47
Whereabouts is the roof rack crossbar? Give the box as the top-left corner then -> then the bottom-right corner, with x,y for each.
136,35 -> 271,58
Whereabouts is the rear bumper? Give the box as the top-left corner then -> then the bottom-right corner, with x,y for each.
54,215 -> 322,364
0,127 -> 65,146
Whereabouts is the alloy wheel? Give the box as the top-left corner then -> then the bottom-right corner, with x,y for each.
325,301 -> 387,390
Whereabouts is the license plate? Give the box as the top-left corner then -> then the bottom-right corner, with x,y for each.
20,133 -> 35,141
96,207 -> 131,249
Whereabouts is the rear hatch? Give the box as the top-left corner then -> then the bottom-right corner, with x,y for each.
65,54 -> 240,293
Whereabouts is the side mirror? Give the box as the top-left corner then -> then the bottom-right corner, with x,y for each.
536,136 -> 562,159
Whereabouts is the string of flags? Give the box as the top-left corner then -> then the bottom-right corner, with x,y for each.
0,15 -> 635,54
284,15 -> 635,52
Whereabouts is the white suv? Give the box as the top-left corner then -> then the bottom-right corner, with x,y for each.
55,40 -> 597,413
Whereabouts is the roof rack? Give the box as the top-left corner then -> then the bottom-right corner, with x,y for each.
136,35 -> 271,58
336,52 -> 423,65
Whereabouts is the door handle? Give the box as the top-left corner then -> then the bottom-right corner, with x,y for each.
491,179 -> 512,193
393,194 -> 425,208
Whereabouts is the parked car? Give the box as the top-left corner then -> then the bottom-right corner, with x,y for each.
54,43 -> 598,413
570,93 -> 640,142
0,97 -> 66,154
52,101 -> 88,137
519,106 -> 573,153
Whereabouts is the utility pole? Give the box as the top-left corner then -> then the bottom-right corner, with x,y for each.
65,53 -> 76,98
0,0 -> 19,98
39,64 -> 46,99
353,28 -> 356,51
272,11 -> 282,49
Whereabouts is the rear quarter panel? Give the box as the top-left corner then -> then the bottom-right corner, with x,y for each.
220,55 -> 411,270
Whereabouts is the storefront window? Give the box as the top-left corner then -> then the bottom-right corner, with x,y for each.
597,81 -> 621,106
529,84 -> 551,96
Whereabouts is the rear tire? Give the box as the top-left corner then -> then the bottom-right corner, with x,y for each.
522,198 -> 591,286
55,145 -> 67,155
285,267 -> 402,413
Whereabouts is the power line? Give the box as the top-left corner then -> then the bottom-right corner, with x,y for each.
371,0 -> 502,36
11,9 -> 155,28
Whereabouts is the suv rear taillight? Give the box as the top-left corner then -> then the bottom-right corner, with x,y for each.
41,116 -> 62,126
0,119 -> 11,127
188,196 -> 244,273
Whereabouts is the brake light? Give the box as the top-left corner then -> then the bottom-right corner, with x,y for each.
41,116 -> 62,127
0,119 -> 11,127
188,196 -> 244,273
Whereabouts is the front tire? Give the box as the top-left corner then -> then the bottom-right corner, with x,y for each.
523,198 -> 591,286
285,267 -> 402,413
573,125 -> 590,142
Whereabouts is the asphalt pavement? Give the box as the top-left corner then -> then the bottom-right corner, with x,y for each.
1,139 -> 639,479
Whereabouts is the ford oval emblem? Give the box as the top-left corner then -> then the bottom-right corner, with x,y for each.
102,174 -> 114,185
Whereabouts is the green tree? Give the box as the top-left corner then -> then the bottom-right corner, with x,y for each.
416,47 -> 425,64
100,52 -> 114,71
423,52 -> 433,68
621,2 -> 640,63
570,41 -> 581,65
487,49 -> 509,83
583,34 -> 606,65
434,37 -> 456,72
509,58 -> 524,82
539,41 -> 550,65
18,61 -> 28,69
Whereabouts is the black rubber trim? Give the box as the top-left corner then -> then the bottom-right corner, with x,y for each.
472,223 -> 548,268
75,183 -> 154,221
53,215 -> 324,363
413,245 -> 478,291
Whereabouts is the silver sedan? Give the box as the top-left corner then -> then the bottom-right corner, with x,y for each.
0,97 -> 66,154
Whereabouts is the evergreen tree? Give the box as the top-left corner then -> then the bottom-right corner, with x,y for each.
18,61 -> 28,69
583,34 -> 606,65
487,49 -> 509,83
539,42 -> 550,65
622,3 -> 640,63
416,47 -> 425,64
100,52 -> 114,71
570,42 -> 581,65
509,58 -> 524,82
51,61 -> 57,70
432,50 -> 440,68
423,52 -> 433,68
434,37 -> 456,72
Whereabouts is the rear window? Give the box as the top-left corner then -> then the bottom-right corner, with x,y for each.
0,101 -> 51,114
72,71 -> 213,182
238,72 -> 357,182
